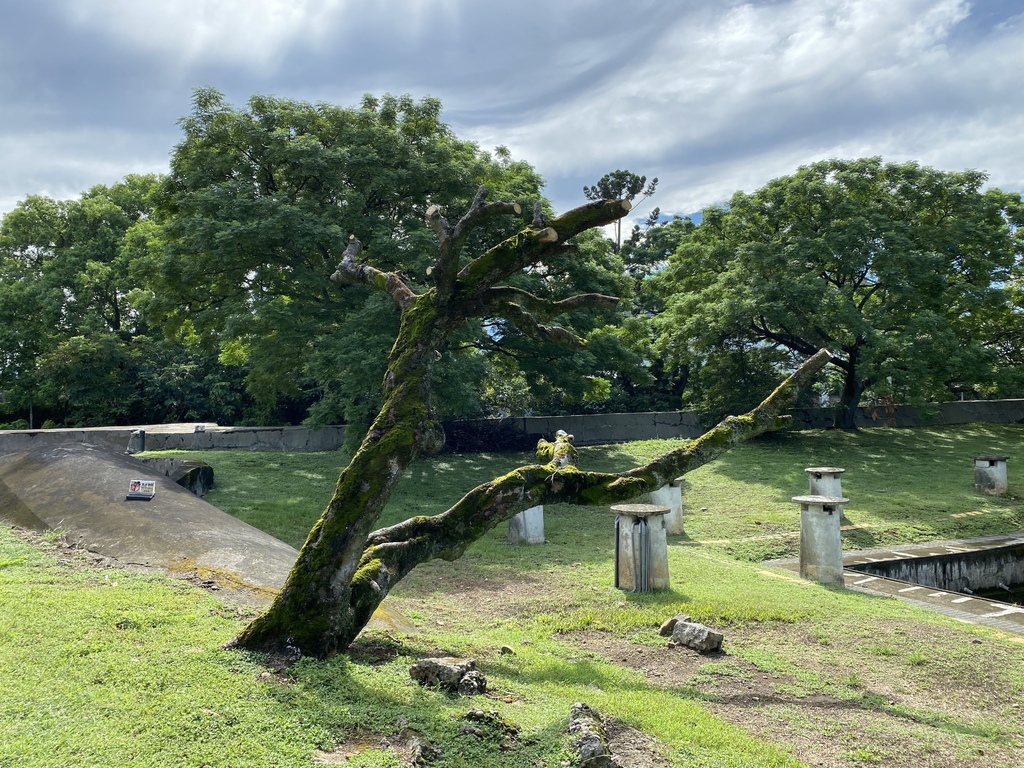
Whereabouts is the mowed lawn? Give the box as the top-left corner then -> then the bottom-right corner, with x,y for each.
1,423 -> 1022,767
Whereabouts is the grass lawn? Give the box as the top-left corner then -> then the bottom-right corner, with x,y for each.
2,423 -> 1023,767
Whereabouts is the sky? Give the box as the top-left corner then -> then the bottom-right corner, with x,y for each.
2,0 -> 1023,226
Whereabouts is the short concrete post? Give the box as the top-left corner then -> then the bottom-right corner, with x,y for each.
649,476 -> 686,535
805,467 -> 845,499
972,455 -> 1008,496
611,503 -> 670,592
508,505 -> 545,545
794,495 -> 848,586
125,429 -> 146,454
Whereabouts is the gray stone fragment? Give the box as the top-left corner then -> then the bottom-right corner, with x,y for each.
658,613 -> 691,637
457,669 -> 487,696
670,621 -> 724,653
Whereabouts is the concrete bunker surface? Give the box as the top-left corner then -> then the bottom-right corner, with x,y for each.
0,442 -> 298,602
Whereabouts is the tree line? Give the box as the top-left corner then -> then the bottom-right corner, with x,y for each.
2,90 -> 1022,434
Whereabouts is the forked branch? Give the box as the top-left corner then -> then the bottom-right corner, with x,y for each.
429,186 -> 523,302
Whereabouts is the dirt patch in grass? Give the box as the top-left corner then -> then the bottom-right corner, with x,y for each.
561,622 -> 1024,768
393,563 -> 1024,766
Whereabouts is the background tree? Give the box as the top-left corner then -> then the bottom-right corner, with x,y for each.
0,176 -> 250,427
655,158 -> 1024,428
227,181 -> 831,657
583,169 -> 658,252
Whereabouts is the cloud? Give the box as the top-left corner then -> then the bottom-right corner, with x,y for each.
1,0 -> 1022,221
471,0 -> 1024,215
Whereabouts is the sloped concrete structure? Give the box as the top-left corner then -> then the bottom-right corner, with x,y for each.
0,442 -> 298,601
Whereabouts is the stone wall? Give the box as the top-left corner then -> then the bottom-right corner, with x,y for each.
848,542 -> 1024,594
788,398 -> 1024,430
0,425 -> 345,456
3,397 -> 1023,456
448,398 -> 1024,447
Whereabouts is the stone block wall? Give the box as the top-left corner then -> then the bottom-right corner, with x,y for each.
0,425 -> 345,456
3,398 -> 1024,455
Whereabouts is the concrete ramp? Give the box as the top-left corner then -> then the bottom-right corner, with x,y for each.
0,442 -> 298,602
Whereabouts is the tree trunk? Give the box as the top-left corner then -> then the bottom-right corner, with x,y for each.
229,298 -> 449,657
834,350 -> 863,430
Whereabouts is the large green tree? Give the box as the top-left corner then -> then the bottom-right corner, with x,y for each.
225,181 -> 831,656
153,90 -> 638,428
656,158 -> 1024,428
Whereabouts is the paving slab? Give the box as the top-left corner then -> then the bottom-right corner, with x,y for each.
0,442 -> 298,604
766,532 -> 1024,635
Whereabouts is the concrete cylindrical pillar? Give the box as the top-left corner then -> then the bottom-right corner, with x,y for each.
794,494 -> 848,586
612,503 -> 670,592
649,476 -> 686,535
972,455 -> 1008,496
805,467 -> 845,499
508,505 -> 545,545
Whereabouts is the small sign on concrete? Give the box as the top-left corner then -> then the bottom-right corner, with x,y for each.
126,479 -> 156,501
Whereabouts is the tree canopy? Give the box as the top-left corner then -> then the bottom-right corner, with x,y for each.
655,157 -> 1024,427
149,90 -> 639,433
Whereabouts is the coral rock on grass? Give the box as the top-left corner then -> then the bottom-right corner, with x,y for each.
568,702 -> 620,767
409,657 -> 486,695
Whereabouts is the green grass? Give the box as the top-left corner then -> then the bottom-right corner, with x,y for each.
152,423 -> 1024,563
3,424 -> 1023,766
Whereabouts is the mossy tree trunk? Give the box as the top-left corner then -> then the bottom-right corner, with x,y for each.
229,189 -> 831,658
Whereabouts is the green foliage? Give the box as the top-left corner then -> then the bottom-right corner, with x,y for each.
0,175 -> 254,427
656,157 -> 1024,427
153,89 -> 559,428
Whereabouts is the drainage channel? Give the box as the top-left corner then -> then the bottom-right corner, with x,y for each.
767,532 -> 1024,635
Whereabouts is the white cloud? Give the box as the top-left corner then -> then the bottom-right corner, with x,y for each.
0,128 -> 171,209
2,1 -> 1022,220
469,0 -> 1024,214
56,0 -> 464,71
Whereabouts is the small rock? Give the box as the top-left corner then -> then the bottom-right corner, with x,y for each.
658,613 -> 692,637
409,657 -> 477,691
670,621 -> 724,653
457,669 -> 488,696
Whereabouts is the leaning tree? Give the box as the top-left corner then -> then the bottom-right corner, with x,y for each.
228,187 -> 831,657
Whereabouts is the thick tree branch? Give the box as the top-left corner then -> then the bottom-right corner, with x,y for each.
454,198 -> 632,303
330,235 -> 416,311
362,349 -> 832,578
482,286 -> 619,320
